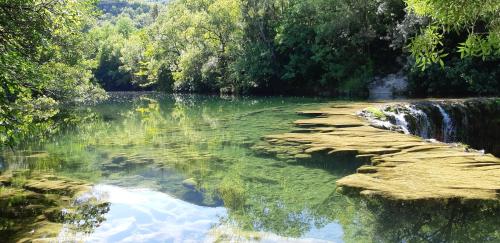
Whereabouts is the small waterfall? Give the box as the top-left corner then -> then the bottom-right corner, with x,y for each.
435,104 -> 453,142
360,99 -> 500,157
406,106 -> 432,138
382,105 -> 431,137
385,110 -> 410,134
395,112 -> 410,134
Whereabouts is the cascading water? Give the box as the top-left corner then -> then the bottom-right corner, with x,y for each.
395,112 -> 410,134
435,104 -> 454,142
378,105 -> 431,137
384,110 -> 410,134
360,99 -> 500,157
406,106 -> 432,139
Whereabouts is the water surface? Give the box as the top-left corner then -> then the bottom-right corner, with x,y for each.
1,93 -> 499,242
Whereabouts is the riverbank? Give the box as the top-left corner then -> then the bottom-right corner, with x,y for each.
255,99 -> 500,201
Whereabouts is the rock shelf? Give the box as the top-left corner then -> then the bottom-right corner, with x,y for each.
260,102 -> 500,201
0,172 -> 108,242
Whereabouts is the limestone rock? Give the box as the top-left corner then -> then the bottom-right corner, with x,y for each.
260,101 -> 500,201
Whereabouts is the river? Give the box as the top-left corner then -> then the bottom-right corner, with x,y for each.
1,92 -> 498,242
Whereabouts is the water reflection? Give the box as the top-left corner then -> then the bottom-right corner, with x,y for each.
0,172 -> 109,242
72,185 -> 345,243
368,199 -> 500,242
71,185 -> 227,242
1,93 -> 499,242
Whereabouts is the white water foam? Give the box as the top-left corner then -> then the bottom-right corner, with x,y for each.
384,109 -> 410,134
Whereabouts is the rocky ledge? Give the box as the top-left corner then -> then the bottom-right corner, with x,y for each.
255,100 -> 500,201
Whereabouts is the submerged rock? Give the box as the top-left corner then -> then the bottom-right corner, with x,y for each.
111,155 -> 127,164
23,178 -> 89,196
182,178 -> 197,189
0,172 -> 108,242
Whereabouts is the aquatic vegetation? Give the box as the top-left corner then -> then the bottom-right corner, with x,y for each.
218,176 -> 246,210
260,101 -> 500,201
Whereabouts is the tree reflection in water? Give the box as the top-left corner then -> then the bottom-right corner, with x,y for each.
368,199 -> 500,242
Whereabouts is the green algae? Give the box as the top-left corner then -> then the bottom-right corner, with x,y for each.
365,106 -> 387,120
218,176 -> 246,210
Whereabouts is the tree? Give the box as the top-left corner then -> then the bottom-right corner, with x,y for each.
406,0 -> 500,69
0,0 -> 106,146
232,0 -> 405,95
149,0 -> 243,93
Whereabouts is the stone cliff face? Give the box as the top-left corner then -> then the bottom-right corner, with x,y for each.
361,99 -> 500,156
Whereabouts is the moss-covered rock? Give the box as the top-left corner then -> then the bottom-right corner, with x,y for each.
359,98 -> 500,156
364,107 -> 387,120
0,172 -> 107,242
182,178 -> 197,189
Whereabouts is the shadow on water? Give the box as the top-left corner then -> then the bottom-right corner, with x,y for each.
294,151 -> 370,177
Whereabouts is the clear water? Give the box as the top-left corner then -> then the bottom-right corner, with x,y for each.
1,93 -> 499,242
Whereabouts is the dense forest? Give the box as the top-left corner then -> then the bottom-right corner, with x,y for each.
1,0 -> 499,145
88,0 -> 499,97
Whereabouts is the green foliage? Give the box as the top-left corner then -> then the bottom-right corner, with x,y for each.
408,57 -> 500,97
268,0 -> 402,95
148,0 -> 243,93
365,107 -> 387,120
85,0 -> 500,97
89,0 -> 163,90
90,20 -> 136,90
98,0 -> 165,26
0,0 -> 106,146
89,0 -> 497,97
406,0 -> 500,69
146,0 -> 405,95
408,26 -> 447,70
